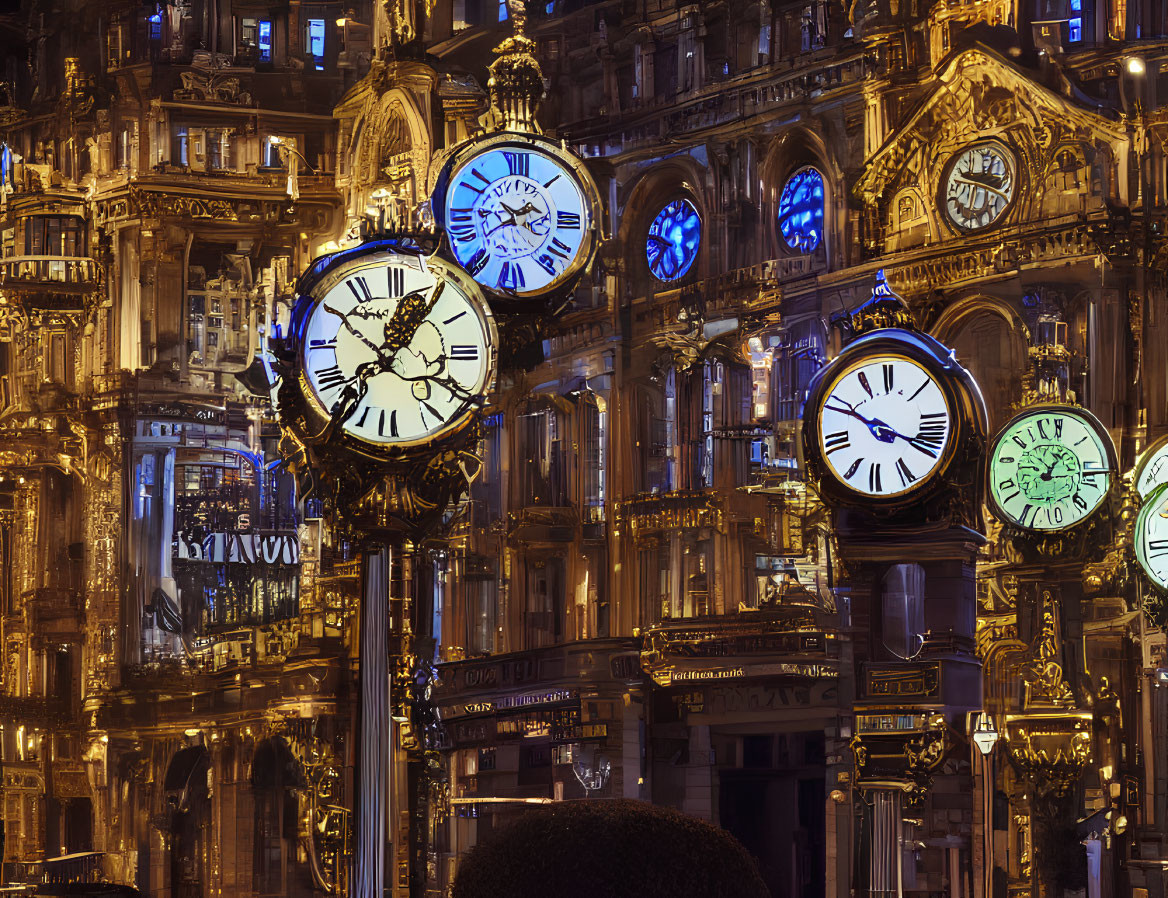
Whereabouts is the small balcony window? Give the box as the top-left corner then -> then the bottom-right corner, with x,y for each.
148,13 -> 161,41
306,18 -> 325,69
258,21 -> 272,62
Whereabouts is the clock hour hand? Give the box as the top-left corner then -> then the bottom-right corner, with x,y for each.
383,281 -> 445,354
322,302 -> 384,357
823,400 -> 900,444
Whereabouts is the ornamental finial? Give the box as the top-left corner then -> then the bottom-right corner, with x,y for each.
487,0 -> 544,133
833,269 -> 915,342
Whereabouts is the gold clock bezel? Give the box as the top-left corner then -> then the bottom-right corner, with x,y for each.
986,405 -> 1115,533
938,138 -> 1019,235
436,131 -> 603,302
296,250 -> 498,455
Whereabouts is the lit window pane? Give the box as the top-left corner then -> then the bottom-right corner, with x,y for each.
777,167 -> 824,253
646,199 -> 701,281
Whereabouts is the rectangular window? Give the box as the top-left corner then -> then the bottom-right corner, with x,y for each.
172,126 -> 189,166
307,18 -> 325,69
240,17 -> 258,47
23,217 -> 86,257
258,20 -> 272,62
1069,16 -> 1083,39
149,13 -> 161,40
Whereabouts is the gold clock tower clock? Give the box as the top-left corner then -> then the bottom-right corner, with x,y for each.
802,271 -> 988,898
272,237 -> 498,898
272,7 -> 604,896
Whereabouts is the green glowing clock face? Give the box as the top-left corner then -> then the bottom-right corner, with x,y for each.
1134,436 -> 1168,499
988,408 -> 1113,531
1136,483 -> 1168,588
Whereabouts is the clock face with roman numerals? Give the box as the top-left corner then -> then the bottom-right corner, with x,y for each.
988,408 -> 1113,531
299,251 -> 495,449
443,143 -> 592,298
1136,483 -> 1168,588
815,355 -> 954,498
1134,435 -> 1168,499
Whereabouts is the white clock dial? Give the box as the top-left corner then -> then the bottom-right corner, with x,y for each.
1136,484 -> 1168,587
817,355 -> 953,497
301,253 -> 494,447
444,145 -> 591,297
1135,436 -> 1168,498
942,141 -> 1016,231
988,408 -> 1113,531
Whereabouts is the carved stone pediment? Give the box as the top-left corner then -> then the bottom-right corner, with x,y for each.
856,47 -> 1126,239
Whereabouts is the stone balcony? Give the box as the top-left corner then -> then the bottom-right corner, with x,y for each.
0,255 -> 100,297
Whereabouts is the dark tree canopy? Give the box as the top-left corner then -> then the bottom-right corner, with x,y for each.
452,799 -> 770,898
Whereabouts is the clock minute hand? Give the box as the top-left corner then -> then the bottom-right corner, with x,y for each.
823,401 -> 901,444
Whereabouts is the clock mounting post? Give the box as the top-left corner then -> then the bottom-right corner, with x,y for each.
804,270 -> 989,895
272,228 -> 497,898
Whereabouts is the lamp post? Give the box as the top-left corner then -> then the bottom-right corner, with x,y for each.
973,712 -> 1000,898
267,135 -> 315,202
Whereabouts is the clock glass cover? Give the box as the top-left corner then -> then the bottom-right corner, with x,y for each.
444,144 -> 590,297
777,167 -> 824,253
1136,483 -> 1168,588
1135,435 -> 1168,498
816,354 -> 953,497
988,408 -> 1112,531
646,199 -> 701,281
942,140 -> 1016,231
300,252 -> 494,447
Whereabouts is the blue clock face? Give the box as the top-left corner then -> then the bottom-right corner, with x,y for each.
778,167 -> 824,253
646,199 -> 701,281
444,146 -> 590,297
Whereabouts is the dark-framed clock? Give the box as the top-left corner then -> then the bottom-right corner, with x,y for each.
986,406 -> 1115,532
939,139 -> 1017,233
1134,433 -> 1168,499
803,328 -> 986,507
432,132 -> 603,304
282,243 -> 497,460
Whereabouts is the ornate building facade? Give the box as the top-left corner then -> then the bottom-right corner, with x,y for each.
0,0 -> 1166,896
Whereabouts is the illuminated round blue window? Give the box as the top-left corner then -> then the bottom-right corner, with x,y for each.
646,199 -> 701,282
777,167 -> 824,253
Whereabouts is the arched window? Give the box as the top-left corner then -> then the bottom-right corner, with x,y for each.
646,198 -> 702,281
777,166 -> 824,253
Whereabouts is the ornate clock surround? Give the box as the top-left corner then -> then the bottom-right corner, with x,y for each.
804,326 -> 988,516
431,130 -> 604,310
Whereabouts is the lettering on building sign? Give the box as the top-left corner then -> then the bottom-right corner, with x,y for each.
492,689 -> 575,710
141,403 -> 226,424
464,701 -> 494,714
673,668 -> 746,682
865,664 -> 939,698
175,532 -> 300,564
702,681 -> 839,715
668,662 -> 837,684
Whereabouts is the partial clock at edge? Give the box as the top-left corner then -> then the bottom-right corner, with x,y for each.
1134,432 -> 1168,499
433,133 -> 603,302
803,328 -> 986,505
290,247 -> 498,454
986,405 -> 1115,532
939,139 -> 1017,233
1135,481 -> 1168,588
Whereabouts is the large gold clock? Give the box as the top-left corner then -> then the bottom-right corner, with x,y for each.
289,247 -> 497,455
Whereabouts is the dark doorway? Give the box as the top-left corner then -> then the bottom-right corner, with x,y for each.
718,733 -> 826,898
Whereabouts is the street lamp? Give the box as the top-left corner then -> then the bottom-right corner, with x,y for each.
973,712 -> 1000,898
